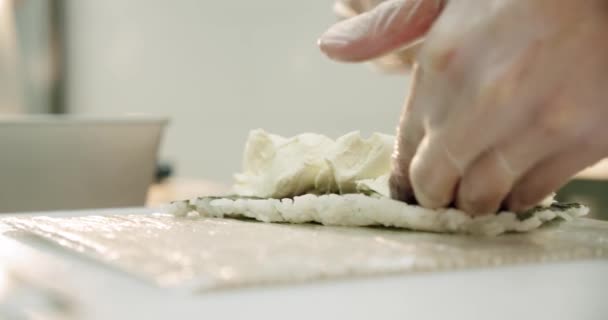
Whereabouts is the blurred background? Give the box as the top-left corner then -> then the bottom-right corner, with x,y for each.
2,0 -> 407,181
1,0 -> 606,218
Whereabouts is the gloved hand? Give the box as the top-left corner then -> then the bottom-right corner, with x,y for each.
324,0 -> 440,72
319,0 -> 608,215
330,0 -> 419,72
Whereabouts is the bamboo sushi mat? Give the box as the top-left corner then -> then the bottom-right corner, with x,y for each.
1,214 -> 608,292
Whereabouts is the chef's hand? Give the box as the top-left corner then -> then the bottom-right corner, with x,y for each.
319,0 -> 608,215
330,0 -> 420,71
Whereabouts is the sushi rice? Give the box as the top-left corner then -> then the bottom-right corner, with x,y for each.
164,194 -> 588,236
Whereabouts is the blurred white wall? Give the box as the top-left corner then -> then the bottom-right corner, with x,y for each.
64,0 -> 410,182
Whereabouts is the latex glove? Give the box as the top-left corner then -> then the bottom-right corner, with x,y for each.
321,0 -> 443,69
332,0 -> 408,72
331,0 -> 425,72
319,0 -> 608,214
333,0 -> 385,19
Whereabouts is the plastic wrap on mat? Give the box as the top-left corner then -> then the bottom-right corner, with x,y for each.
2,214 -> 608,291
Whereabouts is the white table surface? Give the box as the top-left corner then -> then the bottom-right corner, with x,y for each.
1,208 -> 607,320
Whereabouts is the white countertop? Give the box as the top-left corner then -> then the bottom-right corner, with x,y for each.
1,208 -> 607,320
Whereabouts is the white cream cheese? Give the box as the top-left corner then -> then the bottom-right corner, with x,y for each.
232,129 -> 394,198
